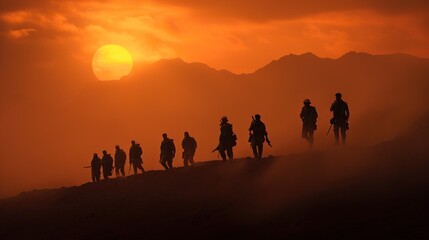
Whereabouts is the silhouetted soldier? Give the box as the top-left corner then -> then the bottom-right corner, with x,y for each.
249,114 -> 270,159
160,133 -> 176,170
114,145 -> 126,177
300,99 -> 318,148
218,116 -> 236,161
129,140 -> 145,174
101,150 -> 113,180
182,131 -> 197,167
330,92 -> 350,144
91,153 -> 102,182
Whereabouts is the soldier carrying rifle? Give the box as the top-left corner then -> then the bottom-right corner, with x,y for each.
160,133 -> 176,170
90,153 -> 102,182
182,131 -> 197,167
217,116 -> 237,161
330,92 -> 350,145
248,114 -> 271,159
300,99 -> 318,148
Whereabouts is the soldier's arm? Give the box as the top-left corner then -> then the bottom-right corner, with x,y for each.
314,107 -> 318,120
248,122 -> 254,132
345,103 -> 350,120
263,123 -> 268,136
172,141 -> 176,154
330,102 -> 334,111
300,108 -> 304,119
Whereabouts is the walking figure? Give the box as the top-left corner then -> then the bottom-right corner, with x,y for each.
160,133 -> 176,170
300,99 -> 318,148
91,153 -> 102,182
218,116 -> 236,161
114,145 -> 126,177
248,114 -> 270,159
101,150 -> 113,180
330,92 -> 350,144
182,131 -> 197,167
129,140 -> 145,174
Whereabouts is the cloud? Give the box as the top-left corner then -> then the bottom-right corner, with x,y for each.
7,28 -> 36,39
0,0 -> 428,73
154,0 -> 429,22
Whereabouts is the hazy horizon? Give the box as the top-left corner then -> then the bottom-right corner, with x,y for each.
1,50 -> 429,198
1,0 -> 429,199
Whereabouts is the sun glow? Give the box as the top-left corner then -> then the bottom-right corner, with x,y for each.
92,44 -> 133,81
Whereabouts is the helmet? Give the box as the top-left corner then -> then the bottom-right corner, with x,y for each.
303,99 -> 311,104
221,116 -> 228,122
254,114 -> 261,120
335,92 -> 342,98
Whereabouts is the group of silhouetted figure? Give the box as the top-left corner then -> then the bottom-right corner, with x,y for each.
89,92 -> 350,182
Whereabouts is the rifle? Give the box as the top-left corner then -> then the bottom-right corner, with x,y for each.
266,137 -> 272,147
327,118 -> 335,135
326,124 -> 332,135
211,145 -> 220,153
83,166 -> 91,168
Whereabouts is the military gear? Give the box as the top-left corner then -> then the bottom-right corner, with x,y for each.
114,147 -> 126,177
330,96 -> 350,144
91,154 -> 102,182
301,103 -> 318,148
101,152 -> 113,180
218,120 -> 235,161
160,136 -> 176,170
182,133 -> 197,167
303,99 -> 311,104
249,115 -> 270,159
129,142 -> 145,174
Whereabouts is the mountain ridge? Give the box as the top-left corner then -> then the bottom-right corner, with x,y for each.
132,51 -> 429,76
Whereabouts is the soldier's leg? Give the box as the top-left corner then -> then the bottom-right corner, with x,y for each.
302,126 -> 308,140
160,159 -> 169,170
133,163 -> 138,174
167,158 -> 173,169
333,124 -> 340,144
309,129 -> 314,147
91,171 -> 96,182
189,153 -> 195,165
340,122 -> 347,144
120,166 -> 125,176
220,149 -> 227,161
251,143 -> 258,159
138,163 -> 145,173
227,147 -> 233,160
258,143 -> 263,159
96,173 -> 100,182
183,154 -> 189,167
115,167 -> 119,177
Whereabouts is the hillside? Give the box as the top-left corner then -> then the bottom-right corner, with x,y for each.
1,115 -> 429,239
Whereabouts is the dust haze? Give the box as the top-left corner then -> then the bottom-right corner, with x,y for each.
1,52 -> 429,198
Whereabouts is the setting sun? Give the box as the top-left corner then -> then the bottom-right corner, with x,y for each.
92,44 -> 133,81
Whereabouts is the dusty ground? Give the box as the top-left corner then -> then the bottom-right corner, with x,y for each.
1,130 -> 429,239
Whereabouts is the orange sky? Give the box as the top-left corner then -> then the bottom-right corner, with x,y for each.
1,0 -> 428,73
1,0 -> 429,198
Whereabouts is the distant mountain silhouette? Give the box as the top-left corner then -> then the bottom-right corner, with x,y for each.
1,51 -> 429,199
